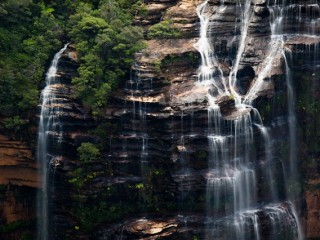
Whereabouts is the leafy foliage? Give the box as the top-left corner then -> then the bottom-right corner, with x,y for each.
0,0 -> 149,237
68,0 -> 145,115
0,220 -> 34,233
0,0 -> 62,126
77,142 -> 101,163
148,20 -> 181,39
0,0 -> 146,125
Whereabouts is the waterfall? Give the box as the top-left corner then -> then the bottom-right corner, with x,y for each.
194,0 -> 314,239
117,59 -> 153,178
228,0 -> 251,103
195,1 -> 228,96
283,50 -> 297,182
37,44 -> 68,240
32,0 -> 320,238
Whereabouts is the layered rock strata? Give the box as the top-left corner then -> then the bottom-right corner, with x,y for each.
2,0 -> 320,239
96,0 -> 320,239
0,134 -> 37,240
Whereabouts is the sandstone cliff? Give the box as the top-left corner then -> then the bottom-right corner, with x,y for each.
96,0 -> 320,239
0,134 -> 37,240
1,0 -> 320,239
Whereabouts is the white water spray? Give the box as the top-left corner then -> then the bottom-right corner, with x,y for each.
195,0 -> 308,239
37,44 -> 68,240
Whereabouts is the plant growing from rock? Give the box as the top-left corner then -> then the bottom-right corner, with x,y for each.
148,20 -> 181,39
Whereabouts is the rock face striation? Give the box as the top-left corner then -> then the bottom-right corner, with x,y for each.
36,44 -> 95,239
1,0 -> 320,239
0,134 -> 37,240
95,0 -> 320,239
0,44 -> 93,239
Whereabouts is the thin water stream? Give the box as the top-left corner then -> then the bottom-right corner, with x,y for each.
37,44 -> 68,240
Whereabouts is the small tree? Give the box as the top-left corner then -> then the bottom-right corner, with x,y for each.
148,20 -> 181,39
77,142 -> 101,163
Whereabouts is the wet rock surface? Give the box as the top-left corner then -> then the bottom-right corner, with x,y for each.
1,0 -> 320,239
94,201 -> 298,240
94,215 -> 205,240
35,45 -> 96,239
96,1 -> 320,239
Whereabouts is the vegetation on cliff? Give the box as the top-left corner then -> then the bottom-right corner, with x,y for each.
148,20 -> 181,39
0,0 -> 62,136
67,0 -> 145,115
0,0 -> 146,237
0,0 -> 145,132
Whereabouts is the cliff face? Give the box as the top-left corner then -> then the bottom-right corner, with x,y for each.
1,0 -> 320,239
38,45 -> 96,239
0,45 -> 93,239
97,0 -> 320,239
0,134 -> 37,188
289,42 -> 320,239
0,134 -> 37,240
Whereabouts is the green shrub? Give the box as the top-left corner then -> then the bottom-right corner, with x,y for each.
2,116 -> 27,131
148,20 -> 181,39
77,142 -> 101,163
68,0 -> 146,115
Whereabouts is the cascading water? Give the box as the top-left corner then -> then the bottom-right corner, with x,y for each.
229,0 -> 251,102
37,44 -> 68,240
193,0 -> 319,239
195,1 -> 228,96
117,60 -> 154,177
32,1 -> 320,239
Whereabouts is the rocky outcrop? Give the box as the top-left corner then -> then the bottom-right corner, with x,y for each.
134,1 -> 178,26
43,44 -> 94,154
94,201 -> 298,240
0,134 -> 37,239
0,135 -> 37,188
163,0 -> 202,38
94,215 -> 206,240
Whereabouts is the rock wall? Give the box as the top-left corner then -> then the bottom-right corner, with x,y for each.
0,134 -> 37,240
0,44 -> 93,239
0,134 -> 37,188
96,0 -> 320,239
1,0 -> 320,239
40,45 -> 96,239
289,42 -> 320,239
